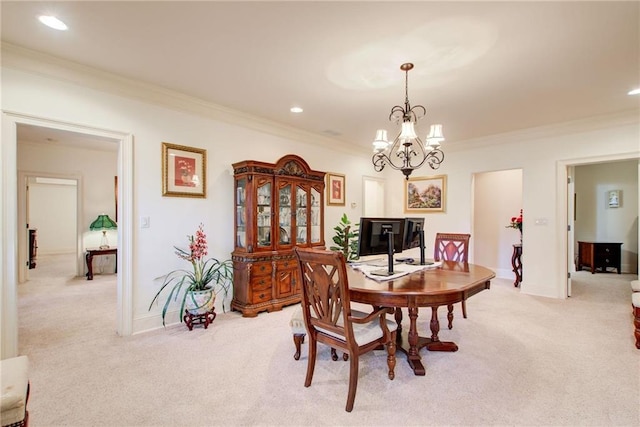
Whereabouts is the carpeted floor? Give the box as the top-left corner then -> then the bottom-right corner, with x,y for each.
17,254 -> 640,426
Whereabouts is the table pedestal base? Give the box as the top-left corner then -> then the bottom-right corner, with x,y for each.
396,306 -> 458,376
183,309 -> 216,331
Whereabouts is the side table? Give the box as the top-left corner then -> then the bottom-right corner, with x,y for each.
511,244 -> 522,287
86,248 -> 117,280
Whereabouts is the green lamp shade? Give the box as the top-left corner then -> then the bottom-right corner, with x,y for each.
90,214 -> 117,230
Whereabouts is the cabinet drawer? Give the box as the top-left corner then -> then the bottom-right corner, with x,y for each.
250,277 -> 272,304
250,262 -> 273,276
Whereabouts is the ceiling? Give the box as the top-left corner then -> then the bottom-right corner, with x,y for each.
2,1 -> 639,151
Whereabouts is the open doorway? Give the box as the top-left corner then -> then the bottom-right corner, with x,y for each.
24,175 -> 79,278
559,155 -> 640,298
2,113 -> 134,358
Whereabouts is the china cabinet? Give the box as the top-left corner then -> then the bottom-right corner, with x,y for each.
231,155 -> 325,317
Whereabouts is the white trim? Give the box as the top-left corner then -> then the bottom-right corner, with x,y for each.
556,151 -> 640,299
1,112 -> 134,359
1,42 -> 368,157
17,171 -> 83,282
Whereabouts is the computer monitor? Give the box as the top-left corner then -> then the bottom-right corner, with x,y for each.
357,217 -> 406,276
403,217 -> 425,250
403,217 -> 426,265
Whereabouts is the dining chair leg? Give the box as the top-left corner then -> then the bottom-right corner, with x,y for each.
462,300 -> 468,318
293,333 -> 304,360
447,304 -> 454,329
305,338 -> 317,388
345,354 -> 359,412
387,330 -> 397,380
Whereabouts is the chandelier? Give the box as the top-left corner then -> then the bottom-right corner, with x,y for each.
371,63 -> 445,179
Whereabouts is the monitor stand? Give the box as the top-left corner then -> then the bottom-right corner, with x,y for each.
371,230 -> 397,276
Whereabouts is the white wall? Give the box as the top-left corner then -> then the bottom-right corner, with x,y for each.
2,62 -> 372,334
386,120 -> 640,298
18,141 -> 118,274
28,179 -> 77,254
473,169 -> 523,279
574,160 -> 639,273
2,49 -> 639,342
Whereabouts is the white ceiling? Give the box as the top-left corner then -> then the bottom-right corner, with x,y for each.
2,1 -> 639,151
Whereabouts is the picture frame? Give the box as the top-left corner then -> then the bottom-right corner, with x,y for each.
326,172 -> 346,206
162,142 -> 206,198
607,190 -> 621,208
405,174 -> 446,213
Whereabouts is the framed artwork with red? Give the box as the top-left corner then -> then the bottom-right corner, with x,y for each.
162,142 -> 206,198
326,172 -> 345,206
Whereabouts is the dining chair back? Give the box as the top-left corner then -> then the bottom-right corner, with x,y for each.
293,247 -> 397,412
434,233 -> 471,328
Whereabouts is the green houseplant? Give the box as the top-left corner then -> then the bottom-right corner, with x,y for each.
330,213 -> 360,262
149,224 -> 233,326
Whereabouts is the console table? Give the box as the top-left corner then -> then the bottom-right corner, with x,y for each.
511,244 -> 522,287
576,241 -> 622,274
86,248 -> 117,280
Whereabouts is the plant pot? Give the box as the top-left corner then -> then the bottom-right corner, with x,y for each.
185,288 -> 215,315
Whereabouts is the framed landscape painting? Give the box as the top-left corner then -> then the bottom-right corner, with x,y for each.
162,142 -> 207,198
405,175 -> 446,213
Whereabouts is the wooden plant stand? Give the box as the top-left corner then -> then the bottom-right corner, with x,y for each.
183,308 -> 216,331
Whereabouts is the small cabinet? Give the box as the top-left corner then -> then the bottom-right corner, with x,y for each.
576,241 -> 622,274
232,155 -> 325,317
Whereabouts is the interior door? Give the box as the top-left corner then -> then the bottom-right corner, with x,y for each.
567,168 -> 575,297
362,176 -> 385,217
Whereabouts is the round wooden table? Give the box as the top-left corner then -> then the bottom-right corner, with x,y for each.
347,261 -> 495,376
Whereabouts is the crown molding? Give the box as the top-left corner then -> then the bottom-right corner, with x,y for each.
446,109 -> 640,152
1,42 -> 369,157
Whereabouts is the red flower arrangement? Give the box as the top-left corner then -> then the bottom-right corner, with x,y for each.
506,209 -> 523,232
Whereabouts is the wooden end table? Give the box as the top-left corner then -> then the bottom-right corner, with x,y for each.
86,247 -> 117,280
511,244 -> 522,287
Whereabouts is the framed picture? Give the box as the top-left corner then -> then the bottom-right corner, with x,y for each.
608,190 -> 621,208
326,172 -> 346,206
162,142 -> 206,198
405,175 -> 446,213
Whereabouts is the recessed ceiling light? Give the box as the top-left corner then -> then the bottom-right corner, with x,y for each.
290,107 -> 303,113
38,15 -> 68,31
628,88 -> 640,96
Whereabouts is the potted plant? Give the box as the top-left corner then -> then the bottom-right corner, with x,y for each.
330,213 -> 360,261
149,224 -> 233,326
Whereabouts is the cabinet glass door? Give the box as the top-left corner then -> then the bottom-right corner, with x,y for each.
235,178 -> 247,249
295,185 -> 308,244
310,187 -> 321,243
278,184 -> 292,245
256,180 -> 272,248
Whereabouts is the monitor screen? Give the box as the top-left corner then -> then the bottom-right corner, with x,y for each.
357,217 -> 406,257
403,217 -> 425,250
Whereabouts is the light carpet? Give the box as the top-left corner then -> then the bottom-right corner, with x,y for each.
16,254 -> 640,426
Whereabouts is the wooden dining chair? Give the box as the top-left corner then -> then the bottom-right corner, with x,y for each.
293,247 -> 397,412
434,232 -> 471,329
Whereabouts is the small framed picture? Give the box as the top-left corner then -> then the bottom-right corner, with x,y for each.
162,142 -> 206,198
405,175 -> 446,213
608,190 -> 621,208
326,172 -> 346,206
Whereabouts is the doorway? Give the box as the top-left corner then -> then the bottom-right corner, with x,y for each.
2,113 -> 134,359
559,155 -> 640,298
23,175 -> 80,279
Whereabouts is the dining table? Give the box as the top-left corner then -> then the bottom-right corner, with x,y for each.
347,260 -> 496,376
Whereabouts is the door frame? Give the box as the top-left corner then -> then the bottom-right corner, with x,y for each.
556,152 -> 640,299
1,112 -> 134,359
18,172 -> 82,282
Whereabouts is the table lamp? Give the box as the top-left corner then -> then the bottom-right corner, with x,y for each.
90,214 -> 117,249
